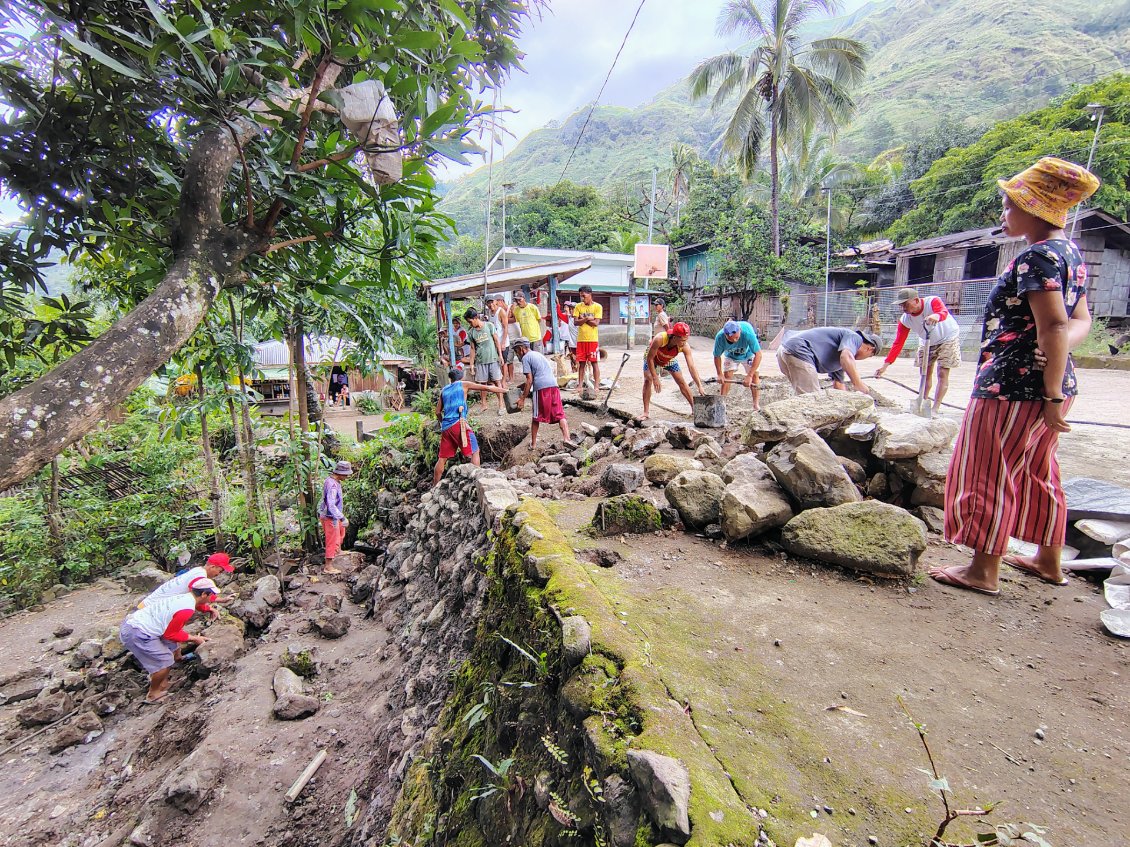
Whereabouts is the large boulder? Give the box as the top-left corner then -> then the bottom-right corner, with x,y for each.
161,746 -> 225,812
765,429 -> 861,510
230,575 -> 283,629
593,495 -> 663,535
721,480 -> 794,541
123,565 -> 172,593
666,424 -> 716,451
602,463 -> 646,495
626,749 -> 691,844
193,621 -> 246,677
743,392 -> 874,445
871,413 -> 959,460
623,426 -> 669,458
643,454 -> 703,486
665,470 -> 726,530
781,501 -> 928,577
272,667 -> 320,720
721,452 -> 774,485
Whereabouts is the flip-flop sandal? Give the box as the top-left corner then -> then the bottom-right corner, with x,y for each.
929,566 -> 1000,597
141,697 -> 167,707
1002,555 -> 1069,586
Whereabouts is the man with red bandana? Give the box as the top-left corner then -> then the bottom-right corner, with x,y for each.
642,321 -> 705,419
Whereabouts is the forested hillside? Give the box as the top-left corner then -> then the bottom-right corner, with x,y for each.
441,0 -> 1130,236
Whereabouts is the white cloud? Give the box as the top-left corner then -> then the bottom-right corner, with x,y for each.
443,0 -> 736,178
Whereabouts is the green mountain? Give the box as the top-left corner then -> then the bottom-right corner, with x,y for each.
441,0 -> 1130,235
438,83 -> 726,237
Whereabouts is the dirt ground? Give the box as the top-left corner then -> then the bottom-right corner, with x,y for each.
0,564 -> 398,847
553,496 -> 1129,847
1,337 -> 1126,847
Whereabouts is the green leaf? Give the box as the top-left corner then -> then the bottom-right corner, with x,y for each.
59,31 -> 144,80
397,30 -> 442,51
317,89 -> 346,111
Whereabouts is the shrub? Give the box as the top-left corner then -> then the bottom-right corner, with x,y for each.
354,390 -> 382,415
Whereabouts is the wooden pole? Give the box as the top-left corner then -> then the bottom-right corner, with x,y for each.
443,293 -> 457,369
285,749 -> 328,802
548,274 -> 559,355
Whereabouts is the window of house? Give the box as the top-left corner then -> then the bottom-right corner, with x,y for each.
964,246 -> 1000,280
906,254 -> 936,284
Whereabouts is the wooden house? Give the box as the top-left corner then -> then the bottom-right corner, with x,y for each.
893,210 -> 1130,319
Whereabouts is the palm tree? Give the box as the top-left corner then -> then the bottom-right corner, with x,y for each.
671,143 -> 699,226
689,0 -> 867,256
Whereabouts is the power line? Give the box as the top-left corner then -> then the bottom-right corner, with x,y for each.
554,0 -> 647,188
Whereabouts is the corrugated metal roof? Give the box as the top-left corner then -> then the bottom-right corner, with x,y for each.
424,256 -> 593,297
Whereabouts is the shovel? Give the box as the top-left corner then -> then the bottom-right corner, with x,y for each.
599,352 -> 631,413
914,330 -> 932,418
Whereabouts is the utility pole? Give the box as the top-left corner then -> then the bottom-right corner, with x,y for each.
501,181 -> 515,267
1070,103 -> 1106,239
647,166 -> 658,242
823,186 -> 832,326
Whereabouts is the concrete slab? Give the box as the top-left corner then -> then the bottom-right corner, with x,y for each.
1064,477 -> 1130,521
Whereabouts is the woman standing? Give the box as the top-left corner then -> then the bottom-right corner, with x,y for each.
930,157 -> 1099,596
319,460 -> 353,575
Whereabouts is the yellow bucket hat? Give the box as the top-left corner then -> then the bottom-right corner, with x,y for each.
997,156 -> 1100,228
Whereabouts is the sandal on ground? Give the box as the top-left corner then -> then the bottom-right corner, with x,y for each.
323,566 -> 342,575
141,695 -> 167,706
928,566 -> 1000,597
1002,555 -> 1069,586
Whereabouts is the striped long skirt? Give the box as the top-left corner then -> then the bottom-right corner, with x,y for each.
944,397 -> 1072,556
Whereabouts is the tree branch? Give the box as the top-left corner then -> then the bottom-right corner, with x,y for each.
264,234 -> 324,253
224,119 -> 256,228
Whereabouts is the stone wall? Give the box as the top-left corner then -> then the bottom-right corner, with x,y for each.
345,463 -> 519,844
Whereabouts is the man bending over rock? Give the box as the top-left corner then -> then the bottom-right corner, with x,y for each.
777,327 -> 881,395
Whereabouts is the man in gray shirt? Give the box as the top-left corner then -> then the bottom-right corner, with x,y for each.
512,339 -> 571,449
777,327 -> 881,395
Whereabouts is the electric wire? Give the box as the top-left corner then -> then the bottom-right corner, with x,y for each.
554,0 -> 647,188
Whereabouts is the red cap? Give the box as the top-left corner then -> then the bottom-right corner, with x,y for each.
206,552 -> 233,572
670,321 -> 691,337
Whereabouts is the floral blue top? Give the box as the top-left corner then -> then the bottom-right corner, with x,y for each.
972,239 -> 1085,401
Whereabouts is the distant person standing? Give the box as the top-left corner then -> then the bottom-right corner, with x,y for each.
573,285 -> 603,392
510,290 -> 545,353
512,339 -> 572,448
486,295 -> 514,380
433,368 -> 505,485
119,579 -> 218,703
319,460 -> 353,575
712,319 -> 764,411
464,307 -> 506,415
777,327 -> 881,395
652,297 -> 672,336
874,287 -> 962,415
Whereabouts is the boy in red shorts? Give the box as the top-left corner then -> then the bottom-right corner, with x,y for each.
433,368 -> 505,486
572,285 -> 602,394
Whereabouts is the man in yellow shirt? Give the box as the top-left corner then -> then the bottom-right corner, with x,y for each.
572,285 -> 602,392
510,290 -> 545,353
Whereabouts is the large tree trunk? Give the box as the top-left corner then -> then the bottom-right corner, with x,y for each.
290,315 -> 319,554
770,108 -> 781,259
0,117 -> 266,491
197,366 -> 225,551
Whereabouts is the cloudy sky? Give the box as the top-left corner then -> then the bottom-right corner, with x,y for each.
444,0 -> 740,177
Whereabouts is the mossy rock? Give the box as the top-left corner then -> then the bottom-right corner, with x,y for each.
591,495 -> 663,536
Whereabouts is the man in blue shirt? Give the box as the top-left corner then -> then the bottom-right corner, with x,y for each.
432,368 -> 505,486
777,327 -> 881,395
713,319 -> 764,410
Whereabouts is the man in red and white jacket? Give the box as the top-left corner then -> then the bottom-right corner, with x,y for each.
120,579 -> 217,703
875,287 -> 961,415
138,551 -> 233,617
